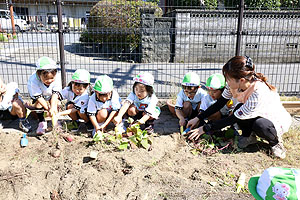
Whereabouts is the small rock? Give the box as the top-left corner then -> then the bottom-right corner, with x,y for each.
51,149 -> 61,158
90,150 -> 98,159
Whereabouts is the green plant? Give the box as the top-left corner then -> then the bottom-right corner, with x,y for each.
81,0 -> 162,54
0,33 -> 8,42
280,0 -> 299,9
172,0 -> 217,9
224,0 -> 281,10
93,117 -> 153,151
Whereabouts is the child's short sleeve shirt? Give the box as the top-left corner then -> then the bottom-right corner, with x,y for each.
61,87 -> 89,113
27,73 -> 62,101
87,90 -> 121,116
175,88 -> 207,110
0,82 -> 20,111
126,92 -> 158,117
200,93 -> 234,116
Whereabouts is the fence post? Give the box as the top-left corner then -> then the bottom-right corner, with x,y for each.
9,0 -> 16,36
235,0 -> 244,56
56,0 -> 66,88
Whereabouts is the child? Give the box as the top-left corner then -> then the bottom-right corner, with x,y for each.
0,79 -> 31,132
113,72 -> 160,132
27,56 -> 62,135
187,56 -> 292,158
175,72 -> 207,127
55,69 -> 91,130
87,75 -> 121,135
200,73 -> 234,121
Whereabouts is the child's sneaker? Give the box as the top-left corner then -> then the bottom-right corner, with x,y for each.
36,121 -> 47,135
271,142 -> 286,159
85,121 -> 94,132
19,118 -> 32,133
66,121 -> 79,132
238,132 -> 258,148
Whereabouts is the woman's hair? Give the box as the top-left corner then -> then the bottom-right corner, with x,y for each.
222,56 -> 276,91
37,69 -> 57,78
133,82 -> 154,97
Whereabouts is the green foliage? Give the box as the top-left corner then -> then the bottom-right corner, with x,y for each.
92,117 -> 153,151
172,0 -> 217,9
224,0 -> 281,9
81,0 -> 162,54
0,33 -> 8,42
280,0 -> 299,8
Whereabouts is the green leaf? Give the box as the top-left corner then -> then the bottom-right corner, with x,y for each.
127,117 -> 134,124
190,149 -> 199,155
118,142 -> 128,150
128,135 -> 138,145
141,138 -> 150,149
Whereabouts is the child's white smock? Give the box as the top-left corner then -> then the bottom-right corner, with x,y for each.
126,92 -> 160,119
175,88 -> 207,110
0,82 -> 21,111
87,90 -> 121,116
200,94 -> 235,116
60,86 -> 89,114
27,73 -> 61,101
222,81 -> 291,136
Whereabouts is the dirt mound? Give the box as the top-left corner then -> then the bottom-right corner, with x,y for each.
0,104 -> 299,199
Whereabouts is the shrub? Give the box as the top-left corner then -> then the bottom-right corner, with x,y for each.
224,0 -> 281,10
171,0 -> 217,9
81,0 -> 162,56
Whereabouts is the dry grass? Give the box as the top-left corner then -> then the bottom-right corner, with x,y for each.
280,96 -> 300,101
283,126 -> 300,166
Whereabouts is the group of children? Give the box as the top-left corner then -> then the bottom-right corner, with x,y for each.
0,56 -> 292,159
0,56 -> 160,136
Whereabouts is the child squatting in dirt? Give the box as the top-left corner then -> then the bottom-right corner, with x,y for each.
113,72 -> 160,133
27,56 -> 62,135
0,78 -> 31,132
87,75 -> 122,136
174,72 -> 207,128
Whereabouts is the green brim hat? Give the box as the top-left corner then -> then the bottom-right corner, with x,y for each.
72,69 -> 90,84
182,72 -> 200,87
248,167 -> 300,200
36,56 -> 57,71
93,75 -> 113,93
206,73 -> 225,90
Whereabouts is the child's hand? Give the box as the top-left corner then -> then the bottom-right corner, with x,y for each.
179,118 -> 186,127
0,83 -> 6,95
49,107 -> 58,117
113,115 -> 122,125
98,123 -> 106,132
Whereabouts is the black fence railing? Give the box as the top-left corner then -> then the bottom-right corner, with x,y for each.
0,0 -> 300,98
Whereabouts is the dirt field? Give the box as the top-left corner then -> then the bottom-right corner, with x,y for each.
0,104 -> 299,200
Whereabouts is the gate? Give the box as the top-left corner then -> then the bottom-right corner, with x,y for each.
0,0 -> 300,97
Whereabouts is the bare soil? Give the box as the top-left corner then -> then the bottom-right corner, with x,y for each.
0,104 -> 299,200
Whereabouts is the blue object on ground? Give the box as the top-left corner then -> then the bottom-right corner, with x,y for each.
20,133 -> 28,147
182,127 -> 191,135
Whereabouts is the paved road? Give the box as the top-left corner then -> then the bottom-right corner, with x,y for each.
0,32 -> 299,97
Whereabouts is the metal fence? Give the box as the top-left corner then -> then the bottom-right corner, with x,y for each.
0,0 -> 300,98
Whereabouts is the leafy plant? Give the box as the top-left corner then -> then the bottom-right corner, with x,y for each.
171,0 -> 217,9
92,117 -> 153,151
188,127 -> 240,156
80,0 -> 162,56
224,0 -> 281,10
